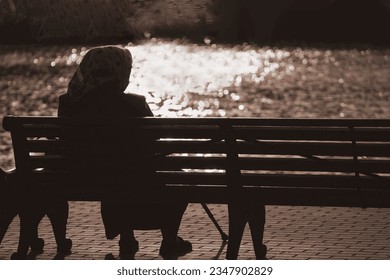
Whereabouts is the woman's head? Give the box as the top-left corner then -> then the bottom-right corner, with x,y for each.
66,46 -> 133,104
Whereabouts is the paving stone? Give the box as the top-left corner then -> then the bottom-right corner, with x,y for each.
1,203 -> 390,259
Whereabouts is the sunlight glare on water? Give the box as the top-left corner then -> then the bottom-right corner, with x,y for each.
124,40 -> 291,116
1,40 -> 389,120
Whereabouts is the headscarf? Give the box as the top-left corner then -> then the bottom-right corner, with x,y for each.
66,46 -> 132,105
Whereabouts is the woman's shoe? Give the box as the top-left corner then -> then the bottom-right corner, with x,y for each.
30,238 -> 45,254
119,239 -> 139,259
159,236 -> 192,259
57,238 -> 72,255
10,252 -> 26,260
255,244 -> 268,260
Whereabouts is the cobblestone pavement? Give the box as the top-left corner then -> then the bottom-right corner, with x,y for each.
1,202 -> 390,260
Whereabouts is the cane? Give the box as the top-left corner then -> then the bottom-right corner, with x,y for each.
201,203 -> 228,241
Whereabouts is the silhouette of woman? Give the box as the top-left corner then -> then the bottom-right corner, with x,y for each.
58,46 -> 192,259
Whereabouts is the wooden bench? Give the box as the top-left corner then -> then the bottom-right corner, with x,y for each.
2,115 -> 390,259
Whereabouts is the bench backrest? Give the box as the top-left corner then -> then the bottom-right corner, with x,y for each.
3,116 -> 390,207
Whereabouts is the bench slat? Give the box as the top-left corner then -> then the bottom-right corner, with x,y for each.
240,173 -> 389,188
30,170 -> 228,186
4,116 -> 390,127
24,139 -> 390,158
237,157 -> 390,173
155,141 -> 226,154
158,156 -> 227,170
233,127 -> 390,142
237,141 -> 390,157
29,155 -> 390,175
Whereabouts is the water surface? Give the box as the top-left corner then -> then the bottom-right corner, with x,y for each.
1,40 -> 389,168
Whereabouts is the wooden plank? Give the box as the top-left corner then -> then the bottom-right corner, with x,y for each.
355,143 -> 390,156
27,139 -> 63,153
354,128 -> 390,141
238,157 -> 355,172
30,155 -> 65,169
232,127 -> 353,141
158,156 -> 227,170
4,117 -> 390,140
240,173 -> 390,188
356,160 -> 390,174
237,157 -> 390,173
237,141 -> 355,156
30,169 -> 227,186
63,127 -> 225,140
155,140 -> 226,154
164,142 -> 390,159
21,127 -> 63,138
157,172 -> 227,185
236,141 -> 390,157
4,116 -> 390,129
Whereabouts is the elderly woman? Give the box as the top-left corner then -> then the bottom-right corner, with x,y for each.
58,46 -> 191,259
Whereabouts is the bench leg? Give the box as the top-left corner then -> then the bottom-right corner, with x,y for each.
0,169 -> 17,245
12,209 -> 44,259
226,202 -> 247,260
226,203 -> 267,260
0,206 -> 17,245
248,204 -> 267,259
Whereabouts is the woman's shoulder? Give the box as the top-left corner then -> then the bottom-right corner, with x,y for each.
121,93 -> 148,109
58,93 -> 70,116
121,93 -> 154,117
123,92 -> 146,102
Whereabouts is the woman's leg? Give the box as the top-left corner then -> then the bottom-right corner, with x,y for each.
159,203 -> 192,259
119,230 -> 138,259
161,203 -> 187,240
